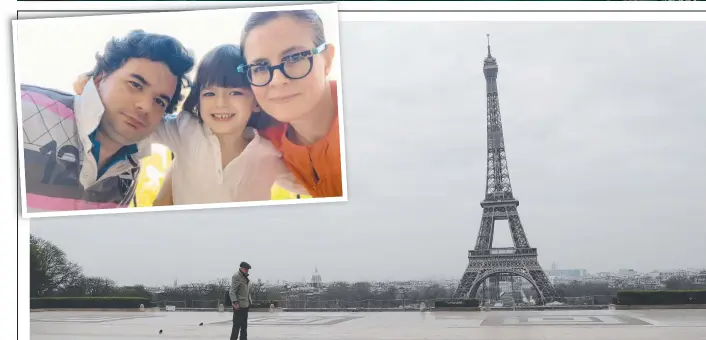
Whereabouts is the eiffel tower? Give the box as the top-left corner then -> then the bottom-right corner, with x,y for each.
452,35 -> 557,305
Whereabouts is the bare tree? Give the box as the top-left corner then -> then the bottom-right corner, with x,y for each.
30,235 -> 83,297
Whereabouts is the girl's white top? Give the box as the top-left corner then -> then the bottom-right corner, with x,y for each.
151,112 -> 306,205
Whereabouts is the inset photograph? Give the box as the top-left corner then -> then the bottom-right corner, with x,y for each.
14,3 -> 345,218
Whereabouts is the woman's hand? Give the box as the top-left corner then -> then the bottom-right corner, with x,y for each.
73,74 -> 90,95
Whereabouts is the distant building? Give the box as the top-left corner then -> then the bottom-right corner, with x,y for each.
310,267 -> 324,290
694,271 -> 706,285
646,271 -> 661,279
546,269 -> 587,279
658,269 -> 690,281
618,269 -> 638,276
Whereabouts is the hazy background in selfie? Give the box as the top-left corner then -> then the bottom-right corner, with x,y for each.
15,6 -> 341,92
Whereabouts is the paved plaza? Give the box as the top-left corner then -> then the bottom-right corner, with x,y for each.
31,309 -> 706,340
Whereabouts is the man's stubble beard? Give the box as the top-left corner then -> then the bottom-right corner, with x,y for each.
100,113 -> 142,146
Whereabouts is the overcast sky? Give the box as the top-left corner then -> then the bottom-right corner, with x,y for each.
15,5 -> 339,93
30,21 -> 706,287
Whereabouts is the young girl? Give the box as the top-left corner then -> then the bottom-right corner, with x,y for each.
155,9 -> 341,205
78,44 -> 305,205
238,9 -> 342,199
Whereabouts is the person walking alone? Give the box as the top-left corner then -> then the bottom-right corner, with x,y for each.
229,262 -> 252,340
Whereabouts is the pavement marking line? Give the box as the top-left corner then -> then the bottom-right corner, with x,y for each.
31,314 -> 162,324
481,314 -> 653,327
206,314 -> 362,326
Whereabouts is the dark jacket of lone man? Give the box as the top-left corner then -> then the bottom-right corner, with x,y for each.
229,269 -> 252,308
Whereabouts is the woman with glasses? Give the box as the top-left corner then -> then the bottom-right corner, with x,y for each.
238,9 -> 342,199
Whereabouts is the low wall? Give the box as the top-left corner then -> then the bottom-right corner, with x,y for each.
490,305 -> 608,311
31,307 -> 160,312
156,307 -> 281,312
610,304 -> 706,310
432,307 -> 481,312
282,308 -> 422,312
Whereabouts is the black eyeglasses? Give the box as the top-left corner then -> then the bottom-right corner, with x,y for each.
237,43 -> 328,87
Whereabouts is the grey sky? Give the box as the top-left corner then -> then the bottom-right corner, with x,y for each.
30,21 -> 706,287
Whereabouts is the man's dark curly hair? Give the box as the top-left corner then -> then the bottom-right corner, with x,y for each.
84,29 -> 195,114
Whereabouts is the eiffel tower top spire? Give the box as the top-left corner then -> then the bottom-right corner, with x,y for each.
483,34 -> 498,79
486,33 -> 491,57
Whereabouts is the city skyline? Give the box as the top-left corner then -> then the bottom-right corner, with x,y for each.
31,21 -> 706,287
126,264 -> 706,288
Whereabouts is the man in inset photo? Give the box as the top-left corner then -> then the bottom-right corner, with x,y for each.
21,29 -> 194,213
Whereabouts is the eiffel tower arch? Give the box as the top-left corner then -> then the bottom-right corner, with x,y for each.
469,269 -> 539,301
455,247 -> 556,305
453,35 -> 557,306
